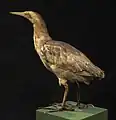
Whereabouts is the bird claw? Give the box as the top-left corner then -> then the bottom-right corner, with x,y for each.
49,105 -> 75,112
38,103 -> 63,112
44,102 -> 75,112
51,102 -> 62,107
38,102 -> 94,113
86,104 -> 94,108
76,103 -> 94,109
38,102 -> 95,113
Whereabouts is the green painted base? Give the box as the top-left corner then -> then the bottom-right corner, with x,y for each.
36,101 -> 108,120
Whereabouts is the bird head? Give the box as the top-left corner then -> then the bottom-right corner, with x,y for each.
10,11 -> 40,24
10,11 -> 49,35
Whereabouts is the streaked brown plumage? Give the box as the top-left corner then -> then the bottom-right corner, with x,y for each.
10,11 -> 105,110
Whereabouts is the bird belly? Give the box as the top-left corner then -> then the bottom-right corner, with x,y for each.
50,65 -> 93,85
50,65 -> 84,82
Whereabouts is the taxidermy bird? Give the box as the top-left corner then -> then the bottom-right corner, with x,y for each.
10,11 -> 105,111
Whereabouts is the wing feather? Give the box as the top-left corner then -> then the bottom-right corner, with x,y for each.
41,40 -> 99,77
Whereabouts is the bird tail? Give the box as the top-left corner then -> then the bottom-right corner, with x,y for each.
97,68 -> 105,80
91,65 -> 105,80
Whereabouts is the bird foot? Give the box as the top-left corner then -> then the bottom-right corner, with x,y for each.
76,103 -> 94,109
38,102 -> 94,113
38,102 -> 75,112
51,102 -> 75,111
58,105 -> 75,111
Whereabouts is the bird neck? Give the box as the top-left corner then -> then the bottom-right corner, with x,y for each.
33,23 -> 52,51
33,22 -> 51,40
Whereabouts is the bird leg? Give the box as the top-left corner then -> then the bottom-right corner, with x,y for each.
75,81 -> 94,109
49,79 -> 75,111
38,79 -> 74,112
75,81 -> 80,107
61,82 -> 69,109
57,79 -> 75,111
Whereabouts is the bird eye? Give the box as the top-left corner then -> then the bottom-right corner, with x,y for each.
24,12 -> 32,19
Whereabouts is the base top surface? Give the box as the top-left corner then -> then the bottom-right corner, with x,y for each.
37,101 -> 107,120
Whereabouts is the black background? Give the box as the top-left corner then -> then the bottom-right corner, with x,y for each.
0,0 -> 116,120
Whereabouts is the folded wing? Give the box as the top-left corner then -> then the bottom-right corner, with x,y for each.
41,40 -> 103,78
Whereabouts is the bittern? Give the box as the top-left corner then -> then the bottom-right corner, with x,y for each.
10,11 -> 105,111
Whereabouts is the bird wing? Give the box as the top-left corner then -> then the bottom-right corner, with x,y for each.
41,40 -> 100,77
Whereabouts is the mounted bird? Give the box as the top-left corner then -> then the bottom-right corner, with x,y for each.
10,11 -> 105,111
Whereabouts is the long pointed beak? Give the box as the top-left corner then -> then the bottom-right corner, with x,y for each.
10,11 -> 33,24
9,12 -> 25,17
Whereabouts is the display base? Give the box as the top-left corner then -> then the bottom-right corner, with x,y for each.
36,101 -> 108,120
